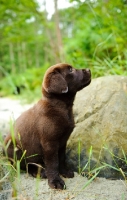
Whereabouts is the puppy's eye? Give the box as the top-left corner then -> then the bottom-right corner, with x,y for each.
69,67 -> 73,73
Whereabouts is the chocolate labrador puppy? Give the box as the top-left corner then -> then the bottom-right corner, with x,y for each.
4,63 -> 91,189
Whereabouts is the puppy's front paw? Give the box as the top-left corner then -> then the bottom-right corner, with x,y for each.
61,170 -> 74,178
48,177 -> 66,190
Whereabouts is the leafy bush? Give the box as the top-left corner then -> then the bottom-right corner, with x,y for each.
0,64 -> 49,98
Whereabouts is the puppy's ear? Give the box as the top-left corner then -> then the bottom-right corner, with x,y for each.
43,71 -> 68,94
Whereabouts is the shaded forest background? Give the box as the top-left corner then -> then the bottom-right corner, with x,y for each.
0,0 -> 127,98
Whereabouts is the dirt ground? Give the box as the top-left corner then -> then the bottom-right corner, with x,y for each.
13,172 -> 127,200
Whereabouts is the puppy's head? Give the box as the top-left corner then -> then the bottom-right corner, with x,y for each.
42,63 -> 91,94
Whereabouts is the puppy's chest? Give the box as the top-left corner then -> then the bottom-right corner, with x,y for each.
58,112 -> 74,144
60,111 -> 75,136
62,109 -> 74,125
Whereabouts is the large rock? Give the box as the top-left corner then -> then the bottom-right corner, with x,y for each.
67,75 -> 127,178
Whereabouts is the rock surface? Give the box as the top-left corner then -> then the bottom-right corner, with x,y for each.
67,75 -> 127,178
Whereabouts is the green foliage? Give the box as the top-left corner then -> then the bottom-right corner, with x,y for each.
63,0 -> 127,74
0,0 -> 127,97
0,64 -> 49,97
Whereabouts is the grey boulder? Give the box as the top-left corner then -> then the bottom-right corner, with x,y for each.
67,76 -> 127,178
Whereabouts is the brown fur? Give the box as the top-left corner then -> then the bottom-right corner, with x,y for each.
4,63 -> 91,189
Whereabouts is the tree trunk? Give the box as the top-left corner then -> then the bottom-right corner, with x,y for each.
54,0 -> 64,62
43,0 -> 59,63
21,42 -> 27,71
17,42 -> 22,72
35,42 -> 40,68
9,43 -> 15,74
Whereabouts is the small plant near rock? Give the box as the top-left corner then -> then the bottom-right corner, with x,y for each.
78,142 -> 105,188
101,145 -> 127,182
77,139 -> 127,188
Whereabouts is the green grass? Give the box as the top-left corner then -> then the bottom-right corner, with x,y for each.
77,142 -> 127,183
